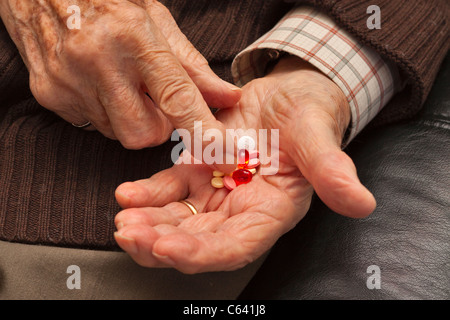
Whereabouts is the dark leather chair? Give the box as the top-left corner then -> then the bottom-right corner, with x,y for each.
239,55 -> 450,300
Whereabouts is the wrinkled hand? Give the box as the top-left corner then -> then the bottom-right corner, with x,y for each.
0,0 -> 240,150
113,56 -> 376,273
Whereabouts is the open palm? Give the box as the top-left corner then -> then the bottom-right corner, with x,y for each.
114,56 -> 376,273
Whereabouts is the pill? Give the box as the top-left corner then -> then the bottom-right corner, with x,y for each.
237,149 -> 250,168
223,175 -> 236,190
211,177 -> 224,188
232,169 -> 252,186
213,170 -> 225,177
246,158 -> 260,169
249,150 -> 259,159
237,136 -> 256,151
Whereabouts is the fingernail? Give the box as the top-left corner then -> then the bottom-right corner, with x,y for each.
223,81 -> 241,92
116,222 -> 124,230
114,232 -> 138,255
152,251 -> 176,266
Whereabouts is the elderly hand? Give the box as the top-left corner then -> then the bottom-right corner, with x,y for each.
113,56 -> 376,273
0,0 -> 240,150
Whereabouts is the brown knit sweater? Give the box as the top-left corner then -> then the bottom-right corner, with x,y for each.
0,0 -> 448,250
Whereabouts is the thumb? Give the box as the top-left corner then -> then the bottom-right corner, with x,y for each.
147,2 -> 241,108
288,109 -> 376,218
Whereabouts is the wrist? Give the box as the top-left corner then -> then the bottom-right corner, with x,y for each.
271,55 -> 317,74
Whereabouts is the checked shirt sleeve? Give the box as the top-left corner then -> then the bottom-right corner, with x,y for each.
231,6 -> 399,144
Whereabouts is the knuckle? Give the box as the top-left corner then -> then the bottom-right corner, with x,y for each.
111,5 -> 149,38
64,35 -> 88,59
127,5 -> 149,23
182,45 -> 209,67
159,80 -> 198,120
102,2 -> 148,24
148,119 -> 174,145
64,32 -> 100,65
146,1 -> 173,21
120,136 -> 148,150
119,131 -> 166,150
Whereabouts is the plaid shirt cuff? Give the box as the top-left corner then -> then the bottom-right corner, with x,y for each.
231,6 -> 397,144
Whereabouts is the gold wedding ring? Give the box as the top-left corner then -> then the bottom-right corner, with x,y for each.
179,200 -> 198,216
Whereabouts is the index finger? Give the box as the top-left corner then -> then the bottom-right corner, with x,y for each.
133,20 -> 236,172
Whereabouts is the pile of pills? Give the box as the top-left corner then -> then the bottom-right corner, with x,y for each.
210,137 -> 260,191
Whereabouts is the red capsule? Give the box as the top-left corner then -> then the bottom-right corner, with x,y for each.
238,149 -> 250,169
232,169 -> 252,186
